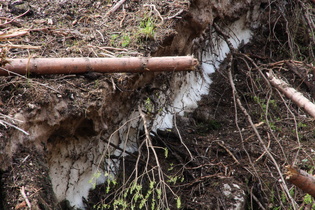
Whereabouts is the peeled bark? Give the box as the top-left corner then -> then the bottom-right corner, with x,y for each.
0,56 -> 198,76
285,165 -> 315,198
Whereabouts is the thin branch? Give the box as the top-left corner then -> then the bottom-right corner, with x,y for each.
20,186 -> 31,209
228,55 -> 298,209
217,141 -> 240,164
105,0 -> 127,17
0,119 -> 29,135
174,114 -> 193,161
0,9 -> 30,27
143,4 -> 164,26
166,9 -> 184,20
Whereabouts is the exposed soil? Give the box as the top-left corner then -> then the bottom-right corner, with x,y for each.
1,0 -> 315,209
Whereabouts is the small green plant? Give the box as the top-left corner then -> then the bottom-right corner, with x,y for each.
144,97 -> 154,113
138,17 -> 155,39
167,175 -> 184,185
94,80 -> 99,88
168,163 -> 174,171
107,180 -> 166,210
266,120 -> 276,131
303,193 -> 315,209
297,122 -> 307,128
270,189 -> 274,203
164,147 -> 169,158
253,96 -> 277,113
110,34 -> 119,46
176,197 -> 181,209
88,170 -> 102,189
121,33 -> 131,47
92,171 -> 181,209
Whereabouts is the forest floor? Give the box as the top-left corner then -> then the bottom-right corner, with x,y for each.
1,0 -> 315,209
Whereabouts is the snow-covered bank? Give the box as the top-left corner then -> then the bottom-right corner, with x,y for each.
53,16 -> 253,209
152,16 -> 252,131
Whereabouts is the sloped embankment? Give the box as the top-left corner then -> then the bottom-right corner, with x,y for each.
0,0 -> 265,209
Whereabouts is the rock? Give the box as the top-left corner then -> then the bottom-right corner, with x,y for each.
221,183 -> 246,210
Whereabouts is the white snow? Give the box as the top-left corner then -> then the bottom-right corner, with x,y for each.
152,16 -> 252,131
59,16 -> 253,209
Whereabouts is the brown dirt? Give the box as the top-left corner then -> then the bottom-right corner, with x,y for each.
1,0 -> 315,209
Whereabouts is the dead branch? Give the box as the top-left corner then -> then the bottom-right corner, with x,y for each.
105,0 -> 127,17
0,67 -> 59,92
143,4 -> 164,26
216,141 -> 240,164
267,72 -> 315,118
173,114 -> 193,161
20,186 -> 31,209
285,165 -> 315,198
0,44 -> 41,49
166,9 -> 184,20
228,57 -> 298,209
0,30 -> 29,40
120,6 -> 126,27
0,9 -> 30,27
0,56 -> 198,76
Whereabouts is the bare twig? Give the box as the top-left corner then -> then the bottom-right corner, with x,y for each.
97,114 -> 141,170
0,120 -> 29,135
138,105 -> 167,201
20,186 -> 31,209
105,0 -> 127,17
95,30 -> 105,43
174,114 -> 193,161
143,4 -> 164,26
249,188 -> 267,210
0,44 -> 41,49
0,30 -> 29,40
120,6 -> 126,27
0,67 -> 60,93
254,133 -> 271,162
228,57 -> 298,209
166,9 -> 184,20
0,9 -> 30,27
217,141 -> 240,164
1,56 -> 198,76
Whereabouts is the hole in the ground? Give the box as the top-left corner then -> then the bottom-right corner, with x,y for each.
74,118 -> 96,137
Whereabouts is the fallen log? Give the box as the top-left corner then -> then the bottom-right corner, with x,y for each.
285,165 -> 315,198
267,72 -> 315,118
0,56 -> 198,76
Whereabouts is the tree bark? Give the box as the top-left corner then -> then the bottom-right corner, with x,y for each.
285,165 -> 315,198
0,56 -> 198,76
267,72 -> 315,118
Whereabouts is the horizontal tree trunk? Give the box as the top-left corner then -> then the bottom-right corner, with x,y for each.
0,56 -> 198,76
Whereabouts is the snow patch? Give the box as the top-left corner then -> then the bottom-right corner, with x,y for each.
152,16 -> 252,131
61,16 -> 253,209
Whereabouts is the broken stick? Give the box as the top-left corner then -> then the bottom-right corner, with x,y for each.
0,56 -> 198,76
267,72 -> 315,118
285,165 -> 315,198
105,0 -> 127,17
